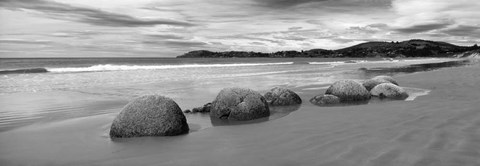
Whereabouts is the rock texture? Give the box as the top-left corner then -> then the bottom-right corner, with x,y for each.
372,75 -> 398,85
363,78 -> 392,91
325,80 -> 371,102
210,88 -> 270,121
370,83 -> 409,99
110,95 -> 189,138
189,103 -> 212,113
263,87 -> 302,106
310,94 -> 341,105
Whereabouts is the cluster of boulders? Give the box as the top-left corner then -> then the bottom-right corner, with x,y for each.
109,75 -> 408,138
310,75 -> 408,106
110,87 -> 302,138
183,103 -> 212,113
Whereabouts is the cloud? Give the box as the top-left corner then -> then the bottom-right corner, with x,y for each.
143,40 -> 208,48
0,0 -> 195,27
391,0 -> 480,28
145,34 -> 187,40
273,35 -> 307,41
394,23 -> 451,34
214,34 -> 286,46
348,23 -> 388,33
252,0 -> 392,9
252,0 -> 329,8
288,27 -> 303,31
250,42 -> 267,46
0,38 -> 52,44
164,40 -> 208,47
441,25 -> 480,37
49,30 -> 108,39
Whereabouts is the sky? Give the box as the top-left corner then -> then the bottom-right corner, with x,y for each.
0,0 -> 479,57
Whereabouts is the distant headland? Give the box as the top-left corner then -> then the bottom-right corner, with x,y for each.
177,39 -> 479,58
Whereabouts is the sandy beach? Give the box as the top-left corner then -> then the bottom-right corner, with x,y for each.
0,59 -> 479,166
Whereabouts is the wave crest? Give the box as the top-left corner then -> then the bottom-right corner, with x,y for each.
47,62 -> 294,73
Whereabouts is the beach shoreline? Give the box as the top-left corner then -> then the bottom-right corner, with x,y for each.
1,59 -> 480,166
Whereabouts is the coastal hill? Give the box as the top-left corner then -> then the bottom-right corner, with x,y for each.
177,39 -> 478,58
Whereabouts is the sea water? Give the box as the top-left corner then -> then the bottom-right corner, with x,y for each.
0,57 -> 455,131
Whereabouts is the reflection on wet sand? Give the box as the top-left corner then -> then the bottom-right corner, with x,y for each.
359,59 -> 473,77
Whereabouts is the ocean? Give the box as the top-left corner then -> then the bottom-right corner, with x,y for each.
2,57 -> 478,166
0,57 -> 452,131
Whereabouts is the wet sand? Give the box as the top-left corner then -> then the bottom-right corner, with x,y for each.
1,62 -> 480,166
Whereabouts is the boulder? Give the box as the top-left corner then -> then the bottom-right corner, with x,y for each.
184,103 -> 212,114
372,75 -> 398,85
370,83 -> 409,99
263,87 -> 302,106
362,78 -> 392,91
210,88 -> 270,121
325,80 -> 371,102
110,95 -> 189,138
191,103 -> 212,113
310,94 -> 341,105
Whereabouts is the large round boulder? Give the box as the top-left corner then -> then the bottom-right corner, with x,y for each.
210,87 -> 270,121
110,95 -> 189,138
310,94 -> 341,105
370,83 -> 409,99
372,75 -> 398,85
325,80 -> 371,102
362,78 -> 392,91
263,87 -> 302,106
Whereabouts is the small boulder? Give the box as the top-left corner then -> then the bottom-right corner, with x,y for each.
202,103 -> 212,112
310,94 -> 341,105
188,103 -> 212,113
183,109 -> 191,113
325,80 -> 371,102
192,107 -> 201,113
263,87 -> 302,106
370,83 -> 409,99
110,95 -> 189,138
363,78 -> 392,91
210,88 -> 270,121
372,75 -> 398,85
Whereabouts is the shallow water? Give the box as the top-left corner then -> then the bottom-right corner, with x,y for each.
1,57 -> 479,166
0,57 -> 455,131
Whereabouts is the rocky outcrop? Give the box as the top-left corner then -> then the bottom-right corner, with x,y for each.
363,78 -> 393,91
263,87 -> 302,106
310,94 -> 341,105
325,80 -> 371,102
210,88 -> 270,121
372,75 -> 398,85
110,95 -> 189,138
370,83 -> 409,99
184,103 -> 212,113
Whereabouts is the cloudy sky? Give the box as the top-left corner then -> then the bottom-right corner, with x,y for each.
0,0 -> 479,57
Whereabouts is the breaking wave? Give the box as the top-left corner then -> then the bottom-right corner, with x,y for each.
46,62 -> 294,73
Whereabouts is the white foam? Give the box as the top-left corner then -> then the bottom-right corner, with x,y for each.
309,61 -> 345,66
404,87 -> 431,101
47,62 -> 294,73
308,58 -> 453,67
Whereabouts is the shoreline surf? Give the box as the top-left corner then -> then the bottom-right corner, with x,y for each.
0,57 -> 457,75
